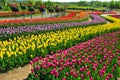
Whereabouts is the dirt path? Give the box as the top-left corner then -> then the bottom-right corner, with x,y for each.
0,13 -> 58,20
0,64 -> 31,80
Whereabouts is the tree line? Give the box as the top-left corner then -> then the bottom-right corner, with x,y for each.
77,0 -> 120,9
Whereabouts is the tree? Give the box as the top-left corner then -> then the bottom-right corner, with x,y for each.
102,1 -> 109,7
45,0 -> 53,7
78,0 -> 87,6
109,0 -> 115,9
2,0 -> 6,7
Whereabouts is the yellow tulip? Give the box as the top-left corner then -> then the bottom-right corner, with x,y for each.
0,15 -> 120,59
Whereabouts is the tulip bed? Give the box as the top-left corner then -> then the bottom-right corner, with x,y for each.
0,14 -> 106,40
0,15 -> 120,72
0,12 -> 88,28
111,15 -> 120,19
91,11 -> 116,15
0,11 -> 40,17
28,31 -> 120,80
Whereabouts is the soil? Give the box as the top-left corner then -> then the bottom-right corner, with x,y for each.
0,64 -> 31,80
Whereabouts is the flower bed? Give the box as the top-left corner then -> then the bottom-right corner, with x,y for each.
111,15 -> 120,19
102,15 -> 120,22
28,31 -> 120,80
0,11 -> 39,17
0,12 -> 88,28
0,16 -> 119,72
0,14 -> 106,40
91,11 -> 116,15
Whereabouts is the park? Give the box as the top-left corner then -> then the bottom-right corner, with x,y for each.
0,0 -> 120,80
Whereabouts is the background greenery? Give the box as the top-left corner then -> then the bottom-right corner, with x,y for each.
0,0 -> 120,11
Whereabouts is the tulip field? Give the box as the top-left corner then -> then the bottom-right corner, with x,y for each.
0,12 -> 88,28
28,30 -> 120,80
26,14 -> 120,80
0,9 -> 120,80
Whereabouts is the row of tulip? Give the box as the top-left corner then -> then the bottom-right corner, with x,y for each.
0,11 -> 39,17
0,16 -> 119,72
111,15 -> 120,19
0,14 -> 106,40
28,30 -> 120,80
91,11 -> 116,15
0,12 -> 88,28
102,15 -> 120,22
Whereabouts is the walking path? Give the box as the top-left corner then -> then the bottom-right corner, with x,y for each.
0,65 -> 31,80
0,13 -> 59,20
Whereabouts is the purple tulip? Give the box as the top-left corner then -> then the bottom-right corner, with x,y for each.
0,14 -> 106,38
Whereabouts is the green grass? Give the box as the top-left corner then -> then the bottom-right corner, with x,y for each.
67,4 -> 106,10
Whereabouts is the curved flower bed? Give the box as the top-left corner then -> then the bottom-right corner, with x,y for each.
28,31 -> 120,80
0,14 -> 106,40
91,11 -> 116,15
0,16 -> 119,72
0,12 -> 88,28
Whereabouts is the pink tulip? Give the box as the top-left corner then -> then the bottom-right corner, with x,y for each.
62,78 -> 66,80
114,64 -> 117,68
31,68 -> 34,73
99,69 -> 105,77
51,63 -> 56,68
93,66 -> 97,71
116,50 -> 120,53
90,76 -> 93,80
55,72 -> 59,77
73,73 -> 78,78
93,62 -> 98,67
66,72 -> 69,76
35,65 -> 40,70
71,65 -> 75,68
118,56 -> 120,60
72,56 -> 76,59
85,58 -> 89,62
70,70 -> 74,74
41,64 -> 47,69
29,61 -> 33,65
72,59 -> 77,63
105,77 -> 109,80
35,74 -> 38,78
80,67 -> 85,72
103,48 -> 107,53
81,74 -> 84,80
108,73 -> 113,78
86,71 -> 91,76
58,67 -> 63,71
112,67 -> 115,72
99,59 -> 103,63
118,60 -> 120,66
103,55 -> 107,60
50,68 -> 57,75
47,62 -> 52,66
81,56 -> 85,59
